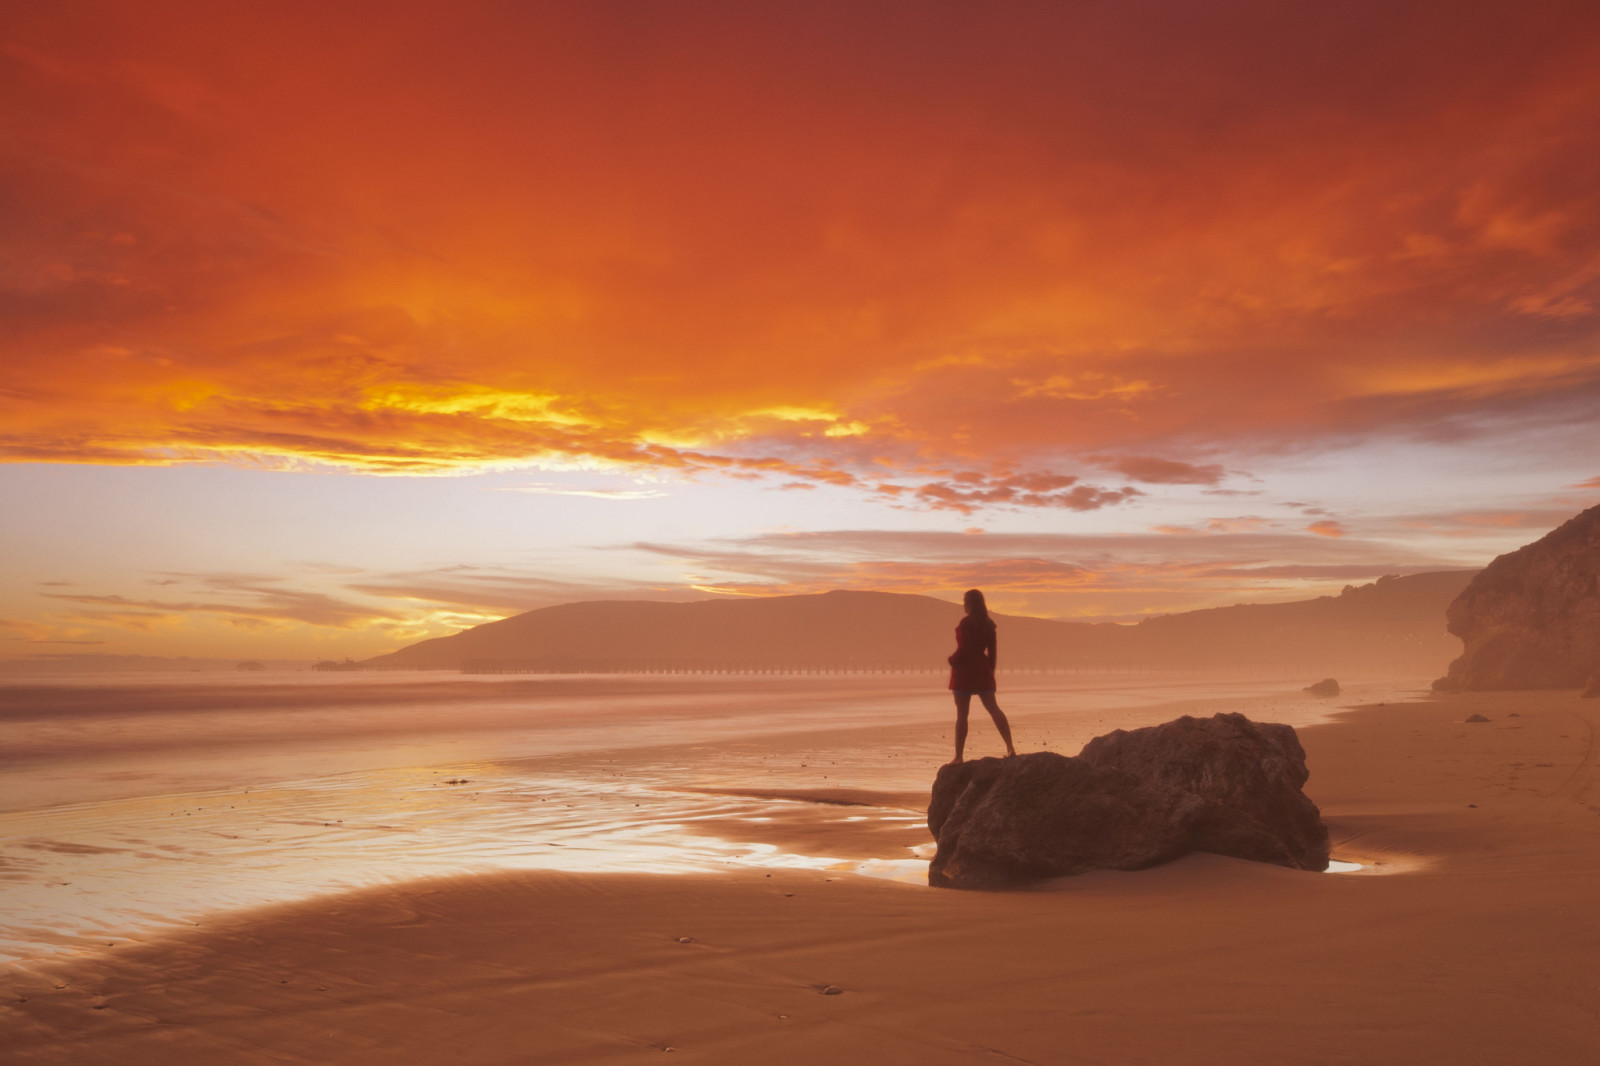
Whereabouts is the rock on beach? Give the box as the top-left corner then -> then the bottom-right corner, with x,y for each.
927,712 -> 1329,889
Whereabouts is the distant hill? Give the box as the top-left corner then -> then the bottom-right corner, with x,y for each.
1126,570 -> 1479,673
366,571 -> 1478,678
366,590 -> 1089,672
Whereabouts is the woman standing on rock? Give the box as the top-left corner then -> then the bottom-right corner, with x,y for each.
948,588 -> 1017,763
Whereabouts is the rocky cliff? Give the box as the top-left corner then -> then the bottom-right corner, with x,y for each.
1434,504 -> 1600,691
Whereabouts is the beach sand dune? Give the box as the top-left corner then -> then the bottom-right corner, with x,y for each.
5,691 -> 1600,1064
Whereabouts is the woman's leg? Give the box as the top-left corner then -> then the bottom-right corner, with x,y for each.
952,692 -> 972,762
977,692 -> 1017,756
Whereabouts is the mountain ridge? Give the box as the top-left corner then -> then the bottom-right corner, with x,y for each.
366,572 -> 1478,677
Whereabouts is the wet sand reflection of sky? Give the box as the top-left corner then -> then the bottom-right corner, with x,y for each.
0,758 -> 933,964
0,673 -> 1403,964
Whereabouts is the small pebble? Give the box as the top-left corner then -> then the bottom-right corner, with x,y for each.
677,937 -> 692,944
821,985 -> 843,996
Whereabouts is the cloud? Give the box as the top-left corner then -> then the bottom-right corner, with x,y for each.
53,608 -> 186,634
494,483 -> 671,500
1573,476 -> 1600,489
1388,507 -> 1588,540
19,639 -> 109,645
1092,456 -> 1228,485
904,473 -> 1142,515
1,1 -> 1598,498
342,565 -> 687,616
1154,516 -> 1276,535
41,576 -> 404,630
0,617 -> 102,643
628,525 -> 1476,617
1307,520 -> 1347,538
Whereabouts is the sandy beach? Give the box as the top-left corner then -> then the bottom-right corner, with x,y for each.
4,678 -> 1598,1064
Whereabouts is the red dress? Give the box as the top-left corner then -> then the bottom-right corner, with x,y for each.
947,616 -> 997,692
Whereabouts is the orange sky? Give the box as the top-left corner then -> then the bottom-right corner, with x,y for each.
2,2 -> 1598,659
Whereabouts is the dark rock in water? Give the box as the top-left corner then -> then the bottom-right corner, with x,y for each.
1434,504 -> 1600,692
1465,713 -> 1491,723
926,713 -> 1329,889
1304,678 -> 1340,697
1583,676 -> 1599,699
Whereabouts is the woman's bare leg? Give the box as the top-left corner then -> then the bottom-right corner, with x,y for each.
978,692 -> 1017,756
952,692 -> 972,763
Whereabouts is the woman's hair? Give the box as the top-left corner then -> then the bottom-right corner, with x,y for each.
963,588 -> 994,629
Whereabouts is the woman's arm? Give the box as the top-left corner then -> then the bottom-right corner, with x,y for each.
986,628 -> 998,669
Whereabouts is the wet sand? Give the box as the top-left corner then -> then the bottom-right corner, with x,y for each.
0,672 -> 1352,961
5,682 -> 1600,1062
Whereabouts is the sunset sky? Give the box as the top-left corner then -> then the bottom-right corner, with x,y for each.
3,1 -> 1598,660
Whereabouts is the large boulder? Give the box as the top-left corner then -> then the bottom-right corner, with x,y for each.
927,713 -> 1329,889
1433,504 -> 1600,691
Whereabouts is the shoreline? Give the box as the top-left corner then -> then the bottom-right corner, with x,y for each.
0,674 -> 1389,969
5,688 -> 1600,1062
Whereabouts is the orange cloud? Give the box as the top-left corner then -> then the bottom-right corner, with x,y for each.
903,473 -> 1142,515
41,577 -> 404,630
1156,517 -> 1276,535
1,2 -> 1598,502
629,526 -> 1469,617
1093,457 -> 1229,486
0,618 -> 107,644
1393,507 -> 1588,538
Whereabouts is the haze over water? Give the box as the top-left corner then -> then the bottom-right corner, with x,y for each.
0,669 -> 1410,966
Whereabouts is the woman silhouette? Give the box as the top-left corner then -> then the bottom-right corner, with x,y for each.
947,588 -> 1017,763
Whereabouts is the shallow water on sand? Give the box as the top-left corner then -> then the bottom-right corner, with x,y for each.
0,671 -> 1414,964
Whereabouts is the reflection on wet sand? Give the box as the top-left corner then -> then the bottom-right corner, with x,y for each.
0,671 -> 1400,964
0,758 -> 936,963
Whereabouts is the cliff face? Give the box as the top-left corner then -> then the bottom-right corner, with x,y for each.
1435,504 -> 1600,691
